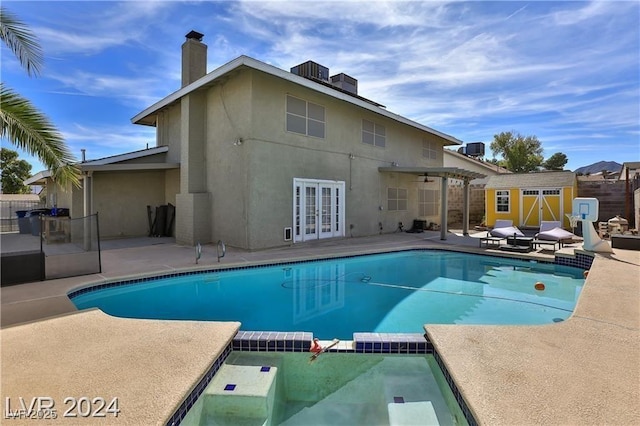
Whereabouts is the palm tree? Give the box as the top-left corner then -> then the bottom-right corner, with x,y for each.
0,7 -> 79,187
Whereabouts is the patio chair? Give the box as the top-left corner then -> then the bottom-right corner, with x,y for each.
535,221 -> 576,246
490,219 -> 525,238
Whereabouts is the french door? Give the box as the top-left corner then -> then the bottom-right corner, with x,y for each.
293,179 -> 345,242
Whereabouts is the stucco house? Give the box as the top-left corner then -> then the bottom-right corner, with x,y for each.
485,171 -> 577,229
27,31 -> 483,249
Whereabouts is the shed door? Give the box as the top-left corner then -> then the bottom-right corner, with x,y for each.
521,189 -> 562,227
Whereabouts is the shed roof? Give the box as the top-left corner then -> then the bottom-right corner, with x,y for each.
485,171 -> 576,189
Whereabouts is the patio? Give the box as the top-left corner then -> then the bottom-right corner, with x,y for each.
1,231 -> 638,425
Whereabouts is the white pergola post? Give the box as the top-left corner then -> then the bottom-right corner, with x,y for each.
462,179 -> 470,236
440,175 -> 448,240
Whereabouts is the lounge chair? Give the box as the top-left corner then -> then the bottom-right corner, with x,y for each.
535,221 -> 576,245
490,219 -> 525,238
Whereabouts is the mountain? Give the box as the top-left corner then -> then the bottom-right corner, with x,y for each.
574,161 -> 622,175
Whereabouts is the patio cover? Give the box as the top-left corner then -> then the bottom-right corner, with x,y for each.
378,166 -> 487,240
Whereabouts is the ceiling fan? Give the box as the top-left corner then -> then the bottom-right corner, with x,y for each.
413,173 -> 434,183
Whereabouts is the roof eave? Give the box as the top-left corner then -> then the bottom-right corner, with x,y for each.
24,170 -> 52,186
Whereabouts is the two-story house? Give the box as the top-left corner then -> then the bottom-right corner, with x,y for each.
27,31 -> 483,249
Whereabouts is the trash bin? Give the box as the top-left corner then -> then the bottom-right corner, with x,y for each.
16,210 -> 30,234
26,209 -> 51,236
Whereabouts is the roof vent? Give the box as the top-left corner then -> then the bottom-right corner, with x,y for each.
185,30 -> 204,41
330,73 -> 358,95
290,61 -> 329,82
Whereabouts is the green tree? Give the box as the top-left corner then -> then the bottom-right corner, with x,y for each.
489,131 -> 543,173
542,152 -> 568,170
0,7 -> 79,187
1,148 -> 32,193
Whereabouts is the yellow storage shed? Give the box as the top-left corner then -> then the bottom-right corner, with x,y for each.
485,171 -> 577,229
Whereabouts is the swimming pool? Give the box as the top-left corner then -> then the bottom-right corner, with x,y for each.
70,250 -> 585,339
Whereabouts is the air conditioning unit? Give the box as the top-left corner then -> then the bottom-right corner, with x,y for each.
465,142 -> 485,157
290,61 -> 329,82
330,73 -> 358,95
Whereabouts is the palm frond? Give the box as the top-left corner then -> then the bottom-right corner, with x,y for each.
0,83 -> 80,187
0,7 -> 43,77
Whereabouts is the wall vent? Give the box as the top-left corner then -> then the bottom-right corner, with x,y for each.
284,227 -> 292,241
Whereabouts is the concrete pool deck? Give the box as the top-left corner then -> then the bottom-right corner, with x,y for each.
1,231 -> 639,424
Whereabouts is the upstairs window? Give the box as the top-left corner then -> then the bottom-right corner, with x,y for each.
362,119 -> 386,147
422,140 -> 437,160
387,187 -> 407,211
496,190 -> 510,212
286,95 -> 325,138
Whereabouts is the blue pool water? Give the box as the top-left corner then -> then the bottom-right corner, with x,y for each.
71,250 -> 585,339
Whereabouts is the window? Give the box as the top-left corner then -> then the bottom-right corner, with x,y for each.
496,190 -> 510,212
422,140 -> 437,160
542,189 -> 561,195
418,188 -> 439,216
387,188 -> 407,211
362,119 -> 386,147
286,95 -> 325,138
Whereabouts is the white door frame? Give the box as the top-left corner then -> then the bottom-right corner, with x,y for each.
293,178 -> 345,243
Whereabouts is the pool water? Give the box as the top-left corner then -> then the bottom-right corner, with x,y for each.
71,250 -> 585,339
180,352 -> 468,426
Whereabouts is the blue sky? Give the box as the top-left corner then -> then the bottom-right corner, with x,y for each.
2,0 -> 639,173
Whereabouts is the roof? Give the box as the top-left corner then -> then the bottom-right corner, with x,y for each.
131,55 -> 462,146
24,170 -> 52,186
81,146 -> 168,165
622,161 -> 640,169
378,166 -> 486,181
79,146 -> 178,172
443,149 -> 511,175
25,146 -> 179,185
485,171 -> 576,189
618,161 -> 640,180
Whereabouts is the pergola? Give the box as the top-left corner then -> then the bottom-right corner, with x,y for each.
378,166 -> 487,240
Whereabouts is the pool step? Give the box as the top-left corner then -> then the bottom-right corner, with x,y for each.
281,357 -> 446,425
388,401 -> 439,426
199,363 -> 278,426
381,358 -> 443,426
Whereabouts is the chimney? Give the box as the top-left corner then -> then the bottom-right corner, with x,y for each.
182,30 -> 207,88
